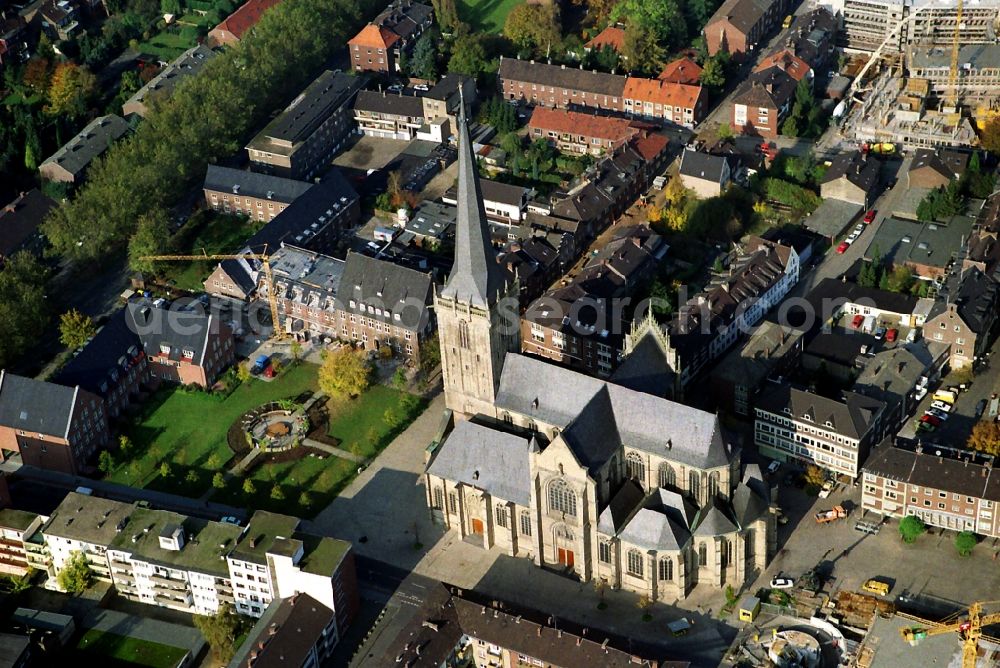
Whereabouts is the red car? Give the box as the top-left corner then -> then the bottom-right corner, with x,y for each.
920,413 -> 942,426
886,328 -> 898,342
851,314 -> 865,329
837,241 -> 850,254
864,209 -> 877,224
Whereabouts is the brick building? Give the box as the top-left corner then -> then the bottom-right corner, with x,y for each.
498,57 -> 627,111
352,90 -> 426,140
704,0 -> 791,59
347,0 -> 432,73
39,115 -> 129,184
246,70 -> 364,181
820,151 -> 880,208
730,70 -> 796,138
122,45 -> 215,118
528,107 -> 641,155
907,148 -> 969,190
924,267 -> 1000,369
207,0 -> 282,47
622,77 -> 708,127
0,371 -> 109,475
203,165 -> 313,221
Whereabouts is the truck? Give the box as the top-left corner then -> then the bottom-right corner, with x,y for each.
862,315 -> 876,334
815,506 -> 847,523
989,394 -> 999,418
250,354 -> 270,375
932,390 -> 957,405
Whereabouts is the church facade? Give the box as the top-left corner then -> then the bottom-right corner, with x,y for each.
425,99 -> 775,600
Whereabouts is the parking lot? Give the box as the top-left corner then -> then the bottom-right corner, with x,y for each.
752,474 -> 1000,608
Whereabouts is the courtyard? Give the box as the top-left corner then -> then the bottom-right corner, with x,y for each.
73,629 -> 189,668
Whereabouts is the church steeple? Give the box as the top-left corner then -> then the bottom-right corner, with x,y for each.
438,90 -> 510,308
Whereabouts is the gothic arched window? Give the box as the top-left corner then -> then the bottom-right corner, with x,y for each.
625,452 -> 645,483
548,479 -> 577,517
658,556 -> 673,581
658,462 -> 676,489
627,549 -> 644,577
458,320 -> 470,349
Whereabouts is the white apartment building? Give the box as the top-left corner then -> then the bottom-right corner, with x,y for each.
39,493 -> 135,585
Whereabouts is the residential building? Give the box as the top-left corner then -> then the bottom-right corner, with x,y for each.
703,0 -> 792,59
861,440 -> 1000,538
584,25 -> 626,56
0,372 -> 108,475
269,247 -> 434,359
203,165 -> 313,221
678,150 -> 732,198
207,0 -> 282,47
53,307 -> 150,418
37,493 -> 134,584
820,151 -> 880,207
352,90 -> 426,140
658,56 -> 703,84
39,115 -> 130,185
443,179 -> 529,226
126,300 -> 235,387
347,0 -> 432,73
420,74 -> 476,134
755,385 -> 887,479
924,266 -> 1000,368
397,199 -> 455,247
228,594 -> 341,668
528,107 -> 640,156
0,189 -> 55,263
204,170 -> 360,300
39,0 -> 79,41
865,215 -> 976,279
853,342 -> 945,429
122,45 -> 215,118
775,8 -> 838,67
730,69 -> 796,137
907,147 -> 970,190
497,237 -> 562,305
754,49 -> 811,83
498,57 -> 627,111
790,276 -> 931,332
622,77 -> 708,127
522,225 -> 667,377
426,356 -> 776,600
709,322 -> 803,416
246,70 -> 364,181
825,0 -> 1000,54
0,509 -> 43,576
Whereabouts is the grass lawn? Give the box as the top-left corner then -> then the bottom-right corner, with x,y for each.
327,385 -> 426,458
162,211 -> 264,292
107,363 -> 319,497
75,629 -> 187,668
137,27 -> 198,62
456,0 -> 522,33
213,454 -> 358,517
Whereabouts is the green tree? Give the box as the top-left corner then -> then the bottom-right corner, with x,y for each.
290,340 -> 302,361
699,54 -> 727,92
318,347 -> 371,398
717,122 -> 733,139
206,453 -> 222,469
610,0 -> 686,53
160,462 -> 171,478
242,478 -> 256,495
236,363 -> 251,383
128,211 -> 172,274
185,470 -> 199,485
24,142 -> 38,172
46,63 -> 97,119
430,0 -> 458,31
270,484 -> 285,500
56,551 -> 93,593
955,531 -> 977,557
213,472 -> 226,489
59,309 -> 96,350
0,253 -> 51,368
194,604 -> 245,663
622,24 -> 664,76
98,450 -> 114,474
503,4 -> 561,56
448,32 -> 488,77
409,29 -> 439,80
886,265 -> 915,293
297,490 -> 313,508
119,435 -> 133,458
899,515 -> 927,544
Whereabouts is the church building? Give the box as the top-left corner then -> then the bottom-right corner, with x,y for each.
425,100 -> 775,601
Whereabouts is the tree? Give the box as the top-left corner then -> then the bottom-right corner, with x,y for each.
128,210 -> 172,274
980,115 -> 1000,153
955,531 -> 977,557
610,0 -> 686,53
699,54 -> 727,92
968,420 -> 1000,456
717,122 -> 733,139
213,472 -> 226,489
663,177 -> 690,207
57,551 -> 93,593
886,265 -> 915,293
290,340 -> 302,362
297,490 -> 313,508
46,63 -> 97,119
621,24 -> 664,76
119,435 -> 133,458
185,470 -> 199,485
319,347 -> 371,398
59,309 -> 96,350
22,57 -> 53,93
594,578 -> 608,609
242,478 -> 256,495
194,604 -> 245,663
409,29 -> 439,80
236,363 -> 251,383
899,515 -> 927,544
430,0 -> 458,31
159,462 -> 171,478
98,450 -> 114,474
637,593 -> 653,620
270,484 -> 285,500
0,253 -> 52,369
804,464 -> 825,488
448,33 -> 488,77
503,4 -> 561,57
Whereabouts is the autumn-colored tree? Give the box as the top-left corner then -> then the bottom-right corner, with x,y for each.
59,309 -> 96,350
804,464 -> 826,487
23,58 -> 53,93
319,347 -> 372,398
980,115 -> 1000,153
968,421 -> 1000,456
663,177 -> 689,207
46,63 -> 97,119
622,24 -> 664,76
504,4 -> 562,56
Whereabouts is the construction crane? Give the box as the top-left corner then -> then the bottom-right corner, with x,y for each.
947,0 -> 963,112
141,251 -> 286,341
900,601 -> 1000,668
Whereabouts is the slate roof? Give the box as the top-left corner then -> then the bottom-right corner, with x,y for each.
679,150 -> 729,183
865,215 -> 975,273
620,507 -> 691,551
928,266 -> 999,334
54,307 -> 143,399
611,325 -> 676,397
126,300 -> 220,367
354,89 -> 425,117
693,501 -> 739,536
428,420 -> 533,506
498,57 -> 628,98
710,322 -> 802,389
438,102 -> 513,308
123,45 -> 215,115
251,71 -> 364,147
0,189 -> 55,258
227,594 -> 334,668
706,0 -> 774,34
854,343 -> 935,409
203,165 -> 313,204
338,251 -> 432,330
0,371 -> 79,438
496,353 -> 733,471
802,277 -> 919,318
909,148 -> 969,180
822,150 -> 880,194
863,440 -> 1000,502
560,385 -> 622,473
756,385 -> 885,440
597,480 -> 646,535
40,115 -> 129,179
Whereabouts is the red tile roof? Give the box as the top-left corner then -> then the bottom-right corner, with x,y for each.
213,0 -> 283,41
634,134 -> 669,162
529,107 -> 639,143
658,57 -> 702,85
754,49 -> 811,82
623,77 -> 704,110
349,23 -> 400,49
585,25 -> 626,52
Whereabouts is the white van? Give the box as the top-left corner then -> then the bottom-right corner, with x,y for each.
862,315 -> 876,334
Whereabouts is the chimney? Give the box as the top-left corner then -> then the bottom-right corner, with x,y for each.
249,537 -> 256,549
576,636 -> 582,646
537,626 -> 542,637
601,639 -> 610,650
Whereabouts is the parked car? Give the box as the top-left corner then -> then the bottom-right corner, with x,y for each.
250,354 -> 270,375
927,408 -> 949,421
386,84 -> 403,93
837,241 -> 850,254
864,209 -> 877,224
976,398 -> 988,418
862,579 -> 890,596
854,223 -> 865,234
920,413 -> 942,426
767,460 -> 781,475
413,83 -> 430,91
852,314 -> 865,329
875,326 -> 886,340
886,328 -> 898,342
855,521 -> 880,535
771,574 -> 795,589
220,516 -> 240,525
916,420 -> 936,433
931,400 -> 952,413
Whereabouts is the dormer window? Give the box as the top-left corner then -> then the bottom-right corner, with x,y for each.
182,349 -> 194,359
159,344 -> 170,355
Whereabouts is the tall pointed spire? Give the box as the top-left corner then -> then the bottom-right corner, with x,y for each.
439,85 -> 510,308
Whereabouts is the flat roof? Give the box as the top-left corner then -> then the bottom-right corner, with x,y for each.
0,508 -> 39,532
866,215 -> 975,270
802,198 -> 862,238
43,493 -> 135,545
229,511 -> 299,564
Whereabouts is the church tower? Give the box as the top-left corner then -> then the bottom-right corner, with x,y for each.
435,96 -> 519,417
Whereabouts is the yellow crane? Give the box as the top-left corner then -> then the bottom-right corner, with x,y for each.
947,0 -> 963,112
900,601 -> 1000,668
141,251 -> 286,341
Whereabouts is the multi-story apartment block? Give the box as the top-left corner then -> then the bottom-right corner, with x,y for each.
0,509 -> 43,576
420,74 -> 477,131
498,57 -> 628,111
122,45 -> 215,118
39,115 -> 130,185
704,0 -> 792,59
862,441 -> 1000,537
924,266 -> 1000,369
0,372 -> 109,475
126,300 -> 235,388
528,107 -> 641,156
33,494 -> 358,633
622,77 -> 708,127
755,385 -> 887,479
347,0 -> 432,73
203,165 -> 313,222
208,0 -> 282,47
709,322 -> 804,416
246,71 -> 364,181
228,593 -> 342,668
352,90 -> 426,140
